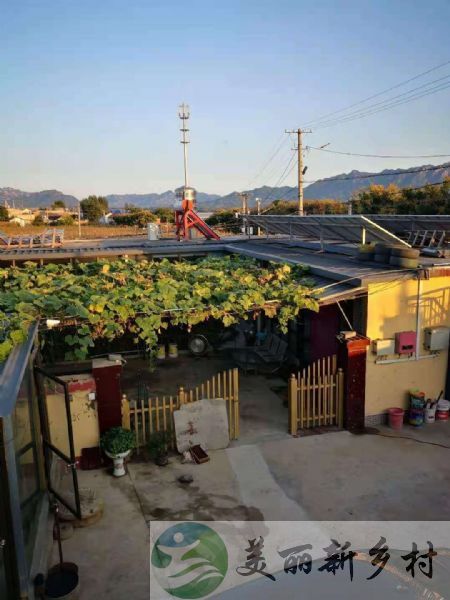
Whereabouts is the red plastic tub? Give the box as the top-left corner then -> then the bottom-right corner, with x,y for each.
388,408 -> 405,430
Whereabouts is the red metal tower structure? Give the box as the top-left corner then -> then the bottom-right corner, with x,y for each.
174,104 -> 220,241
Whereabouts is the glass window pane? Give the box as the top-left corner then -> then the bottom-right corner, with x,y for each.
16,448 -> 39,505
12,370 -> 32,452
21,491 -> 43,566
43,378 -> 71,458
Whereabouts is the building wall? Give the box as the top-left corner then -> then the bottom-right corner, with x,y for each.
365,275 -> 450,418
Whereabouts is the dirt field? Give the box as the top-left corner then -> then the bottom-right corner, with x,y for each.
0,222 -> 174,240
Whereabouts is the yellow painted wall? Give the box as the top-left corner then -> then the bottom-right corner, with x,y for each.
46,375 -> 100,457
366,276 -> 450,415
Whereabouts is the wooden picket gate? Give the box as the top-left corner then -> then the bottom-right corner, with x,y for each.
288,355 -> 344,435
121,368 -> 239,450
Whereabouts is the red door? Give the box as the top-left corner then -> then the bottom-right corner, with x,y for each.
92,360 -> 123,434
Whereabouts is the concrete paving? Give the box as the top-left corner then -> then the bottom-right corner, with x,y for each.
260,426 -> 450,521
48,470 -> 149,600
51,421 -> 450,599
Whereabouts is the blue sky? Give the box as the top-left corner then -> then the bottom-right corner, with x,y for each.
1,0 -> 449,199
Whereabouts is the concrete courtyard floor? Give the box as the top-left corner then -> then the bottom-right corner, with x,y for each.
53,420 -> 450,599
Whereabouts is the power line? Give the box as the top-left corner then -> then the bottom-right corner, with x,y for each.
309,74 -> 450,128
306,146 -> 450,159
261,152 -> 297,205
245,133 -> 288,188
302,59 -> 450,127
313,80 -> 450,129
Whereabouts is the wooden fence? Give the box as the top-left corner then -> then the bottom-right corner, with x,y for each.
288,355 -> 344,435
122,368 -> 239,450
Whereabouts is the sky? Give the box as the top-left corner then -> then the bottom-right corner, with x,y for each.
1,0 -> 449,199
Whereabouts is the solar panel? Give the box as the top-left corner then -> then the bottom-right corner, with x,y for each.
366,215 -> 450,234
245,215 -> 410,246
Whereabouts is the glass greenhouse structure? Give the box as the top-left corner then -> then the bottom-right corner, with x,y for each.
0,324 -> 48,599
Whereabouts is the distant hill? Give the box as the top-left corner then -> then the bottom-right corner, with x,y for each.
106,188 -> 221,209
2,162 -> 448,211
303,162 -> 450,200
0,188 -> 79,209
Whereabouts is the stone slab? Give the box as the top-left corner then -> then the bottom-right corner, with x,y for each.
173,398 -> 230,453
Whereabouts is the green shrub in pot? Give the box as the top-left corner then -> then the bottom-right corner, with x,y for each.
148,431 -> 170,466
101,427 -> 135,455
101,427 -> 135,476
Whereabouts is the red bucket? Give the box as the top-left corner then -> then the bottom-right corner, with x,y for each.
436,410 -> 449,421
388,408 -> 405,430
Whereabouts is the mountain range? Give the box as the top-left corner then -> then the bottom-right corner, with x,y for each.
1,162 -> 448,211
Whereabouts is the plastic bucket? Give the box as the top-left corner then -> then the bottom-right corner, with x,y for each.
425,407 -> 436,423
409,407 -> 424,427
410,391 -> 425,408
436,399 -> 449,421
388,408 -> 404,430
156,344 -> 166,360
168,343 -> 178,358
436,410 -> 449,421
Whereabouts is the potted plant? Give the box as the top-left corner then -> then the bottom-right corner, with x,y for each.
148,431 -> 170,466
100,427 -> 135,477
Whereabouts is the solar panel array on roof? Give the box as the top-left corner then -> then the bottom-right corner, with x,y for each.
366,215 -> 450,234
245,215 -> 410,246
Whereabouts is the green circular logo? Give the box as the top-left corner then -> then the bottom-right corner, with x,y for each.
151,522 -> 228,599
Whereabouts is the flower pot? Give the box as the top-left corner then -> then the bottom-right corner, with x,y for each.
104,449 -> 131,477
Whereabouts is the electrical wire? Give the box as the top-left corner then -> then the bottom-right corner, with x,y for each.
370,431 -> 450,450
245,133 -> 289,188
306,146 -> 450,159
309,75 -> 450,128
302,59 -> 450,127
260,152 -> 297,205
313,80 -> 450,130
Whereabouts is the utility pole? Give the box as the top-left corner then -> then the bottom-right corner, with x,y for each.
285,128 -> 311,216
239,192 -> 249,215
178,103 -> 190,189
78,201 -> 82,239
238,192 -> 250,236
255,197 -> 261,236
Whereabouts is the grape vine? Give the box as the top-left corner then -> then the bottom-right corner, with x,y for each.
0,255 -> 319,362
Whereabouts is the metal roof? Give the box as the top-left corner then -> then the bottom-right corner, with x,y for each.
245,215 -> 410,246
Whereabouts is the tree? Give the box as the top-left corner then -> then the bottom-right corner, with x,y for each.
351,179 -> 450,215
80,196 -> 109,223
113,210 -> 157,227
0,206 -> 9,221
51,200 -> 66,209
153,207 -> 175,223
206,209 -> 240,232
32,214 -> 45,226
57,215 -> 75,226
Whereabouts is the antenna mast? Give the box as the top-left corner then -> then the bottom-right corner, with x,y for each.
178,103 -> 190,188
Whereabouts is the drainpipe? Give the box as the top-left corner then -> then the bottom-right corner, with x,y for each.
415,273 -> 422,361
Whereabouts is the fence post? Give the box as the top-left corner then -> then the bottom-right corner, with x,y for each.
178,386 -> 185,407
337,368 -> 344,428
121,393 -> 130,429
233,368 -> 240,439
288,373 -> 298,435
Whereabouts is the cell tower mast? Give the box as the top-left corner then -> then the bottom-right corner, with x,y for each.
173,103 -> 220,241
178,103 -> 190,188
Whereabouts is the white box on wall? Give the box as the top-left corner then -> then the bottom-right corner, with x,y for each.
424,327 -> 450,351
372,338 -> 395,356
